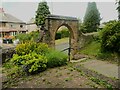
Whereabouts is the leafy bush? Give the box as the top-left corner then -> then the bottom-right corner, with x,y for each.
29,31 -> 40,42
55,29 -> 69,40
21,53 -> 47,74
16,42 -> 49,56
92,32 -> 101,42
55,32 -> 61,40
16,42 -> 37,55
79,23 -> 87,33
11,54 -> 25,65
15,33 -> 31,43
16,31 -> 39,43
34,43 -> 50,55
61,29 -> 69,38
101,20 -> 120,54
46,50 -> 68,68
11,53 -> 47,74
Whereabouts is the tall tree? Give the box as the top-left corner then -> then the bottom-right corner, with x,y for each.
116,0 -> 120,20
35,1 -> 50,26
83,2 -> 101,33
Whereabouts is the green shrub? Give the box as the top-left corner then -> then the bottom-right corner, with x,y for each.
55,32 -> 61,40
79,23 -> 87,33
16,33 -> 31,43
7,65 -> 25,77
16,42 -> 37,55
92,32 -> 101,42
29,31 -> 39,42
34,43 -> 50,55
22,53 -> 47,74
16,31 -> 39,43
46,50 -> 68,68
16,42 -> 49,56
101,20 -> 120,54
11,54 -> 25,65
55,29 -> 69,40
61,29 -> 69,38
11,53 -> 47,74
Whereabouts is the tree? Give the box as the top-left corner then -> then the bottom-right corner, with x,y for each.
101,20 -> 120,60
83,2 -> 101,33
35,1 -> 50,26
116,0 -> 120,20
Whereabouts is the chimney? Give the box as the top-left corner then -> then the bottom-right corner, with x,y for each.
0,8 -> 4,13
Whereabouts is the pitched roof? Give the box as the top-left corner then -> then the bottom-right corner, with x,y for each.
27,17 -> 35,24
0,11 -> 25,23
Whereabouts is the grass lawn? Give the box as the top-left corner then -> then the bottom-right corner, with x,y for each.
79,41 -> 118,65
79,41 -> 101,57
55,38 -> 69,45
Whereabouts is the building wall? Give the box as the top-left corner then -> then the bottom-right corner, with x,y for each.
0,22 -> 26,37
0,22 -> 26,30
27,23 -> 38,33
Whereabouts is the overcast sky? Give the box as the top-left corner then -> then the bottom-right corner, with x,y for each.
2,1 -> 118,23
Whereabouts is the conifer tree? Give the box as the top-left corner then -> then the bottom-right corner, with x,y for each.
35,1 -> 50,26
83,2 -> 101,33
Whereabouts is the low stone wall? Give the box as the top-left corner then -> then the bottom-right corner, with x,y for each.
0,47 -> 15,64
78,32 -> 98,48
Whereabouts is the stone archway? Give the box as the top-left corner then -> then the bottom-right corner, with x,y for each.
44,15 -> 79,56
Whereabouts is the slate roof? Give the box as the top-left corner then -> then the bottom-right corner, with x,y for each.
0,12 -> 25,23
27,18 -> 35,25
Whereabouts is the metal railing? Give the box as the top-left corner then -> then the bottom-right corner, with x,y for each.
61,47 -> 74,61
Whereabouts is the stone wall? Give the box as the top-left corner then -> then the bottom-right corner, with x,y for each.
45,16 -> 79,56
0,47 -> 15,64
78,32 -> 98,48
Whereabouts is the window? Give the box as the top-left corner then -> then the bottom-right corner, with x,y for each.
0,23 -> 6,27
20,25 -> 23,28
2,23 -> 6,27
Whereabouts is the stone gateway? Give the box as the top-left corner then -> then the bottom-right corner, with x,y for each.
43,15 -> 79,57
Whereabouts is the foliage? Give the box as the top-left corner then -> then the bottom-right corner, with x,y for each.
55,32 -> 61,40
34,43 -> 50,55
101,20 -> 120,54
90,77 -> 113,89
29,31 -> 40,42
16,31 -> 39,43
80,41 -> 101,57
16,42 -> 37,55
12,41 -> 68,74
92,32 -> 101,42
56,29 -> 69,40
83,2 -> 101,33
16,42 -> 49,56
79,23 -> 87,33
10,53 -> 47,74
46,50 -> 68,68
116,0 -> 120,20
60,29 -> 69,38
35,1 -> 50,26
15,33 -> 31,43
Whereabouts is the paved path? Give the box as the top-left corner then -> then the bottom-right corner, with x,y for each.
73,59 -> 119,79
55,42 -> 69,55
55,39 -> 119,80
